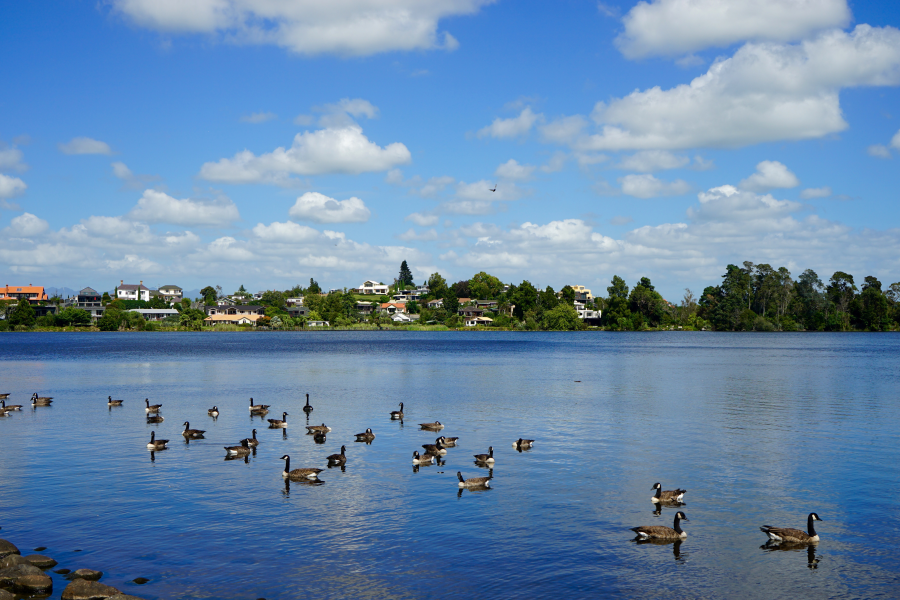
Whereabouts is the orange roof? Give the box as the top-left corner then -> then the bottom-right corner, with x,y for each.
380,302 -> 406,309
0,285 -> 48,300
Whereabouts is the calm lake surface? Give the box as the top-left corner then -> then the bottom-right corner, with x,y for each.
1,331 -> 898,599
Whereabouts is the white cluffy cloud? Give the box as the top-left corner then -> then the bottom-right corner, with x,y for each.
0,174 -> 27,199
288,192 -> 371,224
495,159 -> 535,180
112,161 -> 161,188
110,0 -> 492,56
477,107 -> 542,139
199,124 -> 411,185
617,0 -> 851,59
800,186 -> 832,199
568,25 -> 900,151
893,129 -> 900,149
405,212 -> 440,227
868,144 -> 892,158
739,161 -> 800,192
58,137 -> 113,155
3,213 -> 49,237
0,145 -> 27,172
127,189 -> 240,226
619,174 -> 692,198
616,150 -> 690,172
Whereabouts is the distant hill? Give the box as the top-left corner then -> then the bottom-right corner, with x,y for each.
45,287 -> 78,299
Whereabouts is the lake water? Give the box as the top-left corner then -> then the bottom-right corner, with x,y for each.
1,331 -> 898,599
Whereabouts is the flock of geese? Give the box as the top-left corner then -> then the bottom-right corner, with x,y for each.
1,392 -> 824,547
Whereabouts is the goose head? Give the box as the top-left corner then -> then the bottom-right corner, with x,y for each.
809,513 -> 823,522
675,511 -> 689,521
651,482 -> 661,490
340,445 -> 346,454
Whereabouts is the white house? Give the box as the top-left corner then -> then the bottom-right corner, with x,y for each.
116,280 -> 150,302
127,309 -> 180,321
464,316 -> 493,327
355,280 -> 389,295
157,285 -> 183,304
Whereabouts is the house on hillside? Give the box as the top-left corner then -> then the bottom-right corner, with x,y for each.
127,309 -> 180,322
64,287 -> 105,320
354,280 -> 390,295
116,281 -> 150,302
0,285 -> 48,304
379,302 -> 406,315
458,306 -> 484,318
204,305 -> 265,316
157,285 -> 183,304
426,298 -> 443,309
465,316 -> 493,327
204,314 -> 261,326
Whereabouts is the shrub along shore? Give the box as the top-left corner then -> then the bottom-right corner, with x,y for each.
3,262 -> 899,332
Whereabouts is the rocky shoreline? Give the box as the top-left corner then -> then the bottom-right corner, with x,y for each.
0,537 -> 146,600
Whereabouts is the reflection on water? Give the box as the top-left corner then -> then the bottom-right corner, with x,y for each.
635,538 -> 685,561
1,331 -> 899,599
761,540 -> 821,569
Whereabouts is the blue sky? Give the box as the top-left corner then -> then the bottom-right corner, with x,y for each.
2,0 -> 899,300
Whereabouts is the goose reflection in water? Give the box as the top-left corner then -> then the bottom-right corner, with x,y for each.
282,477 -> 324,498
651,500 -> 686,517
760,540 -> 821,569
635,538 -> 685,561
224,454 -> 250,464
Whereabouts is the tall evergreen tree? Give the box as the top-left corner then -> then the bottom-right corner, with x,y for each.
398,261 -> 414,287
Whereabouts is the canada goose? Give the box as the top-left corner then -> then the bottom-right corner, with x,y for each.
224,439 -> 252,457
306,423 -> 331,434
412,451 -> 435,465
303,393 -> 313,414
313,430 -> 327,443
474,446 -> 495,464
249,398 -> 270,412
390,403 -> 404,419
208,406 -> 219,417
240,429 -> 259,447
760,513 -> 823,543
182,421 -> 206,438
147,431 -> 168,450
419,420 -> 444,431
146,414 -> 164,423
652,482 -> 687,503
327,445 -> 347,465
457,471 -> 492,488
280,455 -> 323,480
354,428 -> 375,442
439,435 -> 458,447
0,393 -> 8,399
267,412 -> 289,428
1,399 -> 22,411
421,439 -> 447,456
144,398 -> 161,413
107,396 -> 123,406
31,393 -> 53,406
631,511 -> 689,539
0,407 -> 9,417
512,438 -> 534,450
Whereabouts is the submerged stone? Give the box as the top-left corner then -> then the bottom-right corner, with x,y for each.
131,577 -> 149,584
0,555 -> 29,569
68,568 -> 103,581
25,554 -> 58,568
61,579 -> 121,600
0,540 -> 19,559
109,595 -> 148,600
55,568 -> 72,574
33,546 -> 47,552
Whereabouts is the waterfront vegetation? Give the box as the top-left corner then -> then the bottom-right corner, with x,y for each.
2,262 -> 899,332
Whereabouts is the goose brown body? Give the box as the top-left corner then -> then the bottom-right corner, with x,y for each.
249,398 -> 270,412
419,420 -> 443,430
280,455 -> 322,479
652,482 -> 687,503
144,398 -> 161,412
107,396 -> 123,406
182,421 -> 206,438
147,431 -> 169,450
306,423 -> 331,434
267,412 -> 289,428
390,403 -> 404,419
457,471 -> 492,488
225,439 -> 252,456
1,400 -> 22,411
474,446 -> 495,463
631,511 -> 689,539
760,513 -> 822,543
240,429 -> 259,447
354,428 -> 375,441
327,445 -> 347,465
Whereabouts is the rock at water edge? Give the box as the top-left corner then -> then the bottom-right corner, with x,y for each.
61,579 -> 122,600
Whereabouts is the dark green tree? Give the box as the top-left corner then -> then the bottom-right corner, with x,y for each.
510,280 -> 538,320
307,278 -> 322,294
827,271 -> 856,331
443,294 -> 460,315
200,286 -> 217,305
426,272 -> 449,299
560,285 -> 576,305
97,309 -> 124,331
469,271 -> 503,299
398,261 -> 414,287
855,276 -> 890,331
542,303 -> 582,331
451,280 -> 471,298
539,286 -> 559,311
8,298 -> 36,328
604,275 -> 632,329
56,307 -> 92,326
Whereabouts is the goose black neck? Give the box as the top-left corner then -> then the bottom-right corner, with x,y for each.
457,472 -> 465,482
808,514 -> 817,537
654,487 -> 662,499
283,456 -> 290,471
673,514 -> 683,534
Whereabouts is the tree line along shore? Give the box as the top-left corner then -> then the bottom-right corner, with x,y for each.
2,261 -> 898,332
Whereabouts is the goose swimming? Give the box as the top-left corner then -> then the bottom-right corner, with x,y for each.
631,511 -> 689,540
760,513 -> 823,543
457,471 -> 492,488
225,439 -> 252,457
390,403 -> 404,420
147,431 -> 169,450
144,398 -> 161,413
280,455 -> 322,480
182,421 -> 206,438
652,482 -> 687,503
267,412 -> 289,428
